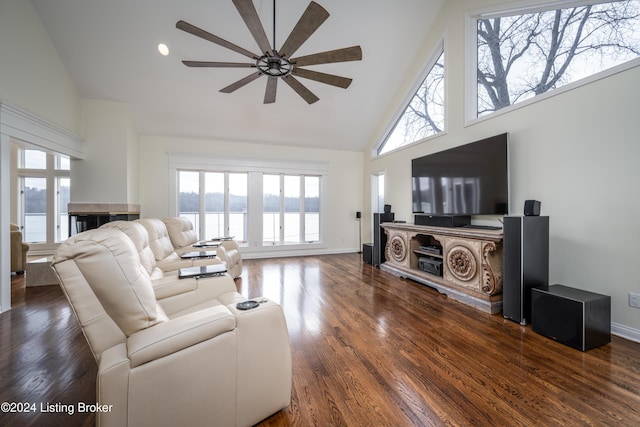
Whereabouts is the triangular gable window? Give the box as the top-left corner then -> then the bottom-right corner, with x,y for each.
378,48 -> 445,155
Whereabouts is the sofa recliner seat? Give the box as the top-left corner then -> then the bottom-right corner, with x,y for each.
100,220 -> 235,315
135,218 -> 211,273
52,228 -> 292,427
162,217 -> 243,278
101,220 -> 220,273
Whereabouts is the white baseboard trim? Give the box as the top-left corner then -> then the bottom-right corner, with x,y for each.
612,323 -> 640,344
241,247 -> 357,260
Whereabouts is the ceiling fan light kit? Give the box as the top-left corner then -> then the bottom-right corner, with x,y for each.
177,0 -> 362,104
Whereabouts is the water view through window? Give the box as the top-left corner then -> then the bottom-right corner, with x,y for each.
179,170 -> 320,246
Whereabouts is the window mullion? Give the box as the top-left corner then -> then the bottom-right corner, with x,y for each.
199,171 -> 206,239
224,172 -> 230,238
279,175 -> 285,244
299,176 -> 305,243
46,153 -> 55,244
18,177 -> 25,231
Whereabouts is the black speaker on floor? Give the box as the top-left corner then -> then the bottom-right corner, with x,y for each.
372,212 -> 394,266
502,216 -> 549,325
532,285 -> 611,351
362,243 -> 373,265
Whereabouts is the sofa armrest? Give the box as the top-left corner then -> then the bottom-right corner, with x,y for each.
152,275 -> 197,300
220,240 -> 239,252
157,257 -> 194,272
97,343 -> 130,427
226,298 -> 292,426
212,245 -> 226,263
127,306 -> 236,367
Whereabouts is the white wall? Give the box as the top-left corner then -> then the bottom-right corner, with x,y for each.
0,0 -> 80,134
365,0 -> 640,335
138,135 -> 364,255
72,99 -> 138,204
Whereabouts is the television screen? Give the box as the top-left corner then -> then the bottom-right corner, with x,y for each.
411,133 -> 508,215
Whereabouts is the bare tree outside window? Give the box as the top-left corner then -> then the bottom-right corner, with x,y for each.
379,50 -> 445,155
477,0 -> 640,116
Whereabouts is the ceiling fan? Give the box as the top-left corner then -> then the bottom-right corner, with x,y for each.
176,0 -> 362,104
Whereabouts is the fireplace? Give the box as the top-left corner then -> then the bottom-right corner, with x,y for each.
68,203 -> 140,237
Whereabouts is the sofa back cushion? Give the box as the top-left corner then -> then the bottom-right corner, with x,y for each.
52,256 -> 126,361
101,221 -> 159,277
136,219 -> 175,262
53,228 -> 167,337
163,217 -> 198,249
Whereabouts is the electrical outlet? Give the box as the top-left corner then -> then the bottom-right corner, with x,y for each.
630,292 -> 640,308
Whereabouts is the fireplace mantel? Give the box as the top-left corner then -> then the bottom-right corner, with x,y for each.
67,203 -> 141,237
68,203 -> 141,215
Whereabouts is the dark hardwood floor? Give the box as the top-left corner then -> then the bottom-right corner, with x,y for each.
2,253 -> 640,426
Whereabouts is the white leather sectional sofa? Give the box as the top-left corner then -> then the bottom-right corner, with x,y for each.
52,227 -> 291,426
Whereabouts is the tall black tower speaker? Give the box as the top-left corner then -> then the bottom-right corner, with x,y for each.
372,212 -> 394,266
502,215 -> 549,325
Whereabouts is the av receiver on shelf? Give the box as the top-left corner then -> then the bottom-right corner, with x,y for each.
419,245 -> 442,256
419,257 -> 443,276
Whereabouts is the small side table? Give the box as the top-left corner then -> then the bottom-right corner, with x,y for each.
26,257 -> 59,287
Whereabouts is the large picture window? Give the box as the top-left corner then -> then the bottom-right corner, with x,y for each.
473,0 -> 640,118
174,160 -> 325,250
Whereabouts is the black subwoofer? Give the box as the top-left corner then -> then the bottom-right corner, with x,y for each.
531,284 -> 611,351
362,243 -> 373,265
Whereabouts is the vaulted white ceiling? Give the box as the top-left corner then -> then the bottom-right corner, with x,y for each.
31,0 -> 443,151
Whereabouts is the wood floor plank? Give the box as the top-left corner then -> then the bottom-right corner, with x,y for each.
2,253 -> 640,426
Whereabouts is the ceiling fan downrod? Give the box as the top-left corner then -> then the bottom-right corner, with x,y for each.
254,0 -> 292,78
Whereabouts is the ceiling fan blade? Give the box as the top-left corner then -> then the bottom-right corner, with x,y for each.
232,0 -> 273,56
176,20 -> 258,59
292,46 -> 362,67
182,61 -> 255,68
264,77 -> 278,104
278,1 -> 329,58
282,75 -> 319,104
292,68 -> 352,89
220,72 -> 262,93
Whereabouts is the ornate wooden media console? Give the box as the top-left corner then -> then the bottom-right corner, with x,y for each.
380,223 -> 504,314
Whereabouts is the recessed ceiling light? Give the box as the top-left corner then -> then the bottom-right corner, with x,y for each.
157,43 -> 169,56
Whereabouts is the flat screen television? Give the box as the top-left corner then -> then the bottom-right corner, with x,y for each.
411,133 -> 508,215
